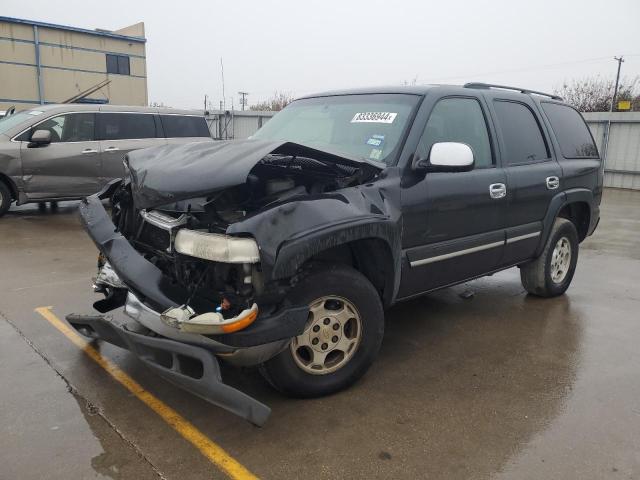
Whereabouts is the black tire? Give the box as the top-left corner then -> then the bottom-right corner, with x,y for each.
0,181 -> 12,218
520,218 -> 579,297
260,264 -> 384,398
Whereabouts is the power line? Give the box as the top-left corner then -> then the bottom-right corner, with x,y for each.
422,56 -> 617,83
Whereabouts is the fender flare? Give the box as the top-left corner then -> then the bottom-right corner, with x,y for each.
272,219 -> 402,305
536,188 -> 594,256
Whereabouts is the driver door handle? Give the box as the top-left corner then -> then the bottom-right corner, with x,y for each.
104,146 -> 120,153
489,183 -> 507,199
82,148 -> 98,155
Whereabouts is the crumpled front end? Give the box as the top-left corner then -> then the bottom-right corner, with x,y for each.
73,185 -> 310,425
71,139 -> 392,424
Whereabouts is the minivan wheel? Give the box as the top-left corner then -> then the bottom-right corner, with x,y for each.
520,218 -> 579,297
260,264 -> 384,398
0,181 -> 12,217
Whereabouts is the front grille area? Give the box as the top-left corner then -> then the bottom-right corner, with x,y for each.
137,221 -> 171,252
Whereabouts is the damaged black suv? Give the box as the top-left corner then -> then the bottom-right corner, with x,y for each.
70,83 -> 602,425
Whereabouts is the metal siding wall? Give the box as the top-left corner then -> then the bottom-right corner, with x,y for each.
584,113 -> 640,190
205,111 -> 275,139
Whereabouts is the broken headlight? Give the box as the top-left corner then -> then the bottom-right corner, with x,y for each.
174,229 -> 260,264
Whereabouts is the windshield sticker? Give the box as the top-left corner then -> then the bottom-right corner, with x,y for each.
351,112 -> 397,124
369,148 -> 383,160
366,134 -> 386,147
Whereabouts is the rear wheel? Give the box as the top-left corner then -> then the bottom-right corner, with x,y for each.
520,218 -> 579,297
260,264 -> 384,397
0,181 -> 12,218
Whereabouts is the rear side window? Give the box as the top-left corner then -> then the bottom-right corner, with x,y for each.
541,103 -> 599,158
493,100 -> 549,165
98,113 -> 157,140
160,115 -> 210,138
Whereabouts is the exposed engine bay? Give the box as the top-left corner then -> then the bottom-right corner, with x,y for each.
108,148 -> 379,323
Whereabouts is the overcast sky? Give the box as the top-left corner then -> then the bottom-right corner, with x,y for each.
3,0 -> 640,109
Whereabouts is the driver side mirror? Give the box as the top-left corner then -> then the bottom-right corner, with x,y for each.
412,142 -> 474,173
28,129 -> 52,148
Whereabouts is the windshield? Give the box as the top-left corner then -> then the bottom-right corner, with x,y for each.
252,94 -> 420,165
0,110 -> 45,136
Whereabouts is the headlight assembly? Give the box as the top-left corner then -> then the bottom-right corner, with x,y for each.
174,229 -> 260,264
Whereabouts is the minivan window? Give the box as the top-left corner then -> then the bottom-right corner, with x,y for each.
417,97 -> 493,168
541,103 -> 599,158
16,113 -> 95,143
493,100 -> 549,165
98,113 -> 156,140
160,115 -> 211,138
0,110 -> 44,136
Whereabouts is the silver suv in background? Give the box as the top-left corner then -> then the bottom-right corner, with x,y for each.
0,104 -> 213,217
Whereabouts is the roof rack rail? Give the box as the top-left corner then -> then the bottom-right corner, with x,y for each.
463,82 -> 563,101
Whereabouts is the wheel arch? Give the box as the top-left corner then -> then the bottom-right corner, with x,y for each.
272,224 -> 401,307
0,173 -> 18,200
537,188 -> 594,256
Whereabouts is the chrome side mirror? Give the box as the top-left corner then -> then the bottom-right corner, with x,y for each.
428,142 -> 474,171
412,142 -> 475,172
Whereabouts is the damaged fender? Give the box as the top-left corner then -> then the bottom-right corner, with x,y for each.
227,169 -> 404,304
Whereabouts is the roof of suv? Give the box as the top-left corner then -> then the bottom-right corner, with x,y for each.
299,83 -> 563,102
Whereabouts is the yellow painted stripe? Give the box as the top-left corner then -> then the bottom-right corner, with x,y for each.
35,306 -> 258,480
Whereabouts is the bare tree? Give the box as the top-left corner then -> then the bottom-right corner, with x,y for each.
554,76 -> 640,112
250,91 -> 294,111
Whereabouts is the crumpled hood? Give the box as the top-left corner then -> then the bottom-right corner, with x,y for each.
127,138 -> 382,209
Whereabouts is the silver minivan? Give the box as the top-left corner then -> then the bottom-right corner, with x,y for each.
0,104 -> 213,217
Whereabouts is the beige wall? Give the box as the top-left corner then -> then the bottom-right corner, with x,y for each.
0,19 -> 147,111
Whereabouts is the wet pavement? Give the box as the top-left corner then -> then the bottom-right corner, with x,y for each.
0,189 -> 639,479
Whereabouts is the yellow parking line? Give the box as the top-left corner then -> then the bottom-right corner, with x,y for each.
35,306 -> 259,480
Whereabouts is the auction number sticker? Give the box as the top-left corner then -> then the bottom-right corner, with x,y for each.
351,112 -> 397,123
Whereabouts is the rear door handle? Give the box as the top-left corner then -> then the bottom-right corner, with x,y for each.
546,176 -> 560,190
82,148 -> 98,155
104,146 -> 120,153
489,183 -> 507,199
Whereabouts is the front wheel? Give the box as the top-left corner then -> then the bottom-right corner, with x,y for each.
520,218 -> 579,297
260,264 -> 384,398
0,181 -> 12,218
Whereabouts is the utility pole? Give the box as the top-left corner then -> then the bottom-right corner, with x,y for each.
220,57 -> 226,111
238,91 -> 249,111
603,56 -> 624,165
610,56 -> 624,112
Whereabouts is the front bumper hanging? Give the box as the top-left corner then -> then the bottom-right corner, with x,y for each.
66,312 -> 271,426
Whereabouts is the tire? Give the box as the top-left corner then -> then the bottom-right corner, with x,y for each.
0,181 -> 12,218
520,218 -> 579,297
260,263 -> 384,398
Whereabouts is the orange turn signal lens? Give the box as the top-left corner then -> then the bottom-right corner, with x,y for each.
221,308 -> 258,333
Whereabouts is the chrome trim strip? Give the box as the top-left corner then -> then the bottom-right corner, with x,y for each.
409,240 -> 504,267
506,231 -> 540,244
139,209 -> 188,231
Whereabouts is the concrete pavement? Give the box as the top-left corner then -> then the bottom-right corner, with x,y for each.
0,189 -> 638,479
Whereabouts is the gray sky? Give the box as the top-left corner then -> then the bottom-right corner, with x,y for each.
3,0 -> 640,109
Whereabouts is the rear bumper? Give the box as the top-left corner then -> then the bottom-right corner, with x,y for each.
66,311 -> 271,426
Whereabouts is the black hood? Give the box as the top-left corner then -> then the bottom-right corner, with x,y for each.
127,139 -> 383,209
